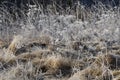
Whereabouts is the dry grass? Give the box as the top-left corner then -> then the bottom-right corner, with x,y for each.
0,39 -> 6,48
7,35 -> 24,54
0,34 -> 119,80
0,2 -> 119,79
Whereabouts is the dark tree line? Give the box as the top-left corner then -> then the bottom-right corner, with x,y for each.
0,0 -> 119,9
0,0 -> 119,19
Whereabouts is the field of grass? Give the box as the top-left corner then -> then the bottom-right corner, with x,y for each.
0,1 -> 120,80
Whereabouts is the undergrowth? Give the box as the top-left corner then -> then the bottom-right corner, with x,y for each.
0,1 -> 120,80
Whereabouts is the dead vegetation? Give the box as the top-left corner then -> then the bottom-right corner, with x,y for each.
0,34 -> 119,80
0,0 -> 119,79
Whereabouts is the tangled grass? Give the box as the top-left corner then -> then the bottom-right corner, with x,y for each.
0,1 -> 120,80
